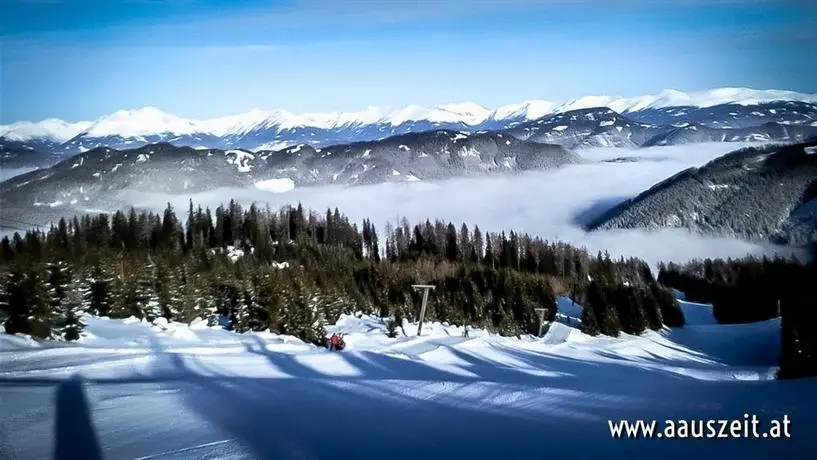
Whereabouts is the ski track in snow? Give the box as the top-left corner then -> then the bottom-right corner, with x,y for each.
1,298 -> 815,459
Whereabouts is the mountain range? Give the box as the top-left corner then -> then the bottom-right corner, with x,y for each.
4,86 -> 817,244
0,130 -> 578,230
585,139 -> 817,246
3,88 -> 817,167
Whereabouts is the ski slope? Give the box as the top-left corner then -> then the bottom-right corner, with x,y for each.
1,300 -> 815,460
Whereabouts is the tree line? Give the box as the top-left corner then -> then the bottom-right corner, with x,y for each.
0,200 -> 684,346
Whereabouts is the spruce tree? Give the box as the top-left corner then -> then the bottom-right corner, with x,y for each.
385,317 -> 399,338
11,267 -> 54,338
87,265 -> 115,317
242,278 -> 269,332
135,265 -> 162,322
651,283 -> 684,327
56,277 -> 87,341
0,267 -> 30,335
155,265 -> 182,321
44,261 -> 71,316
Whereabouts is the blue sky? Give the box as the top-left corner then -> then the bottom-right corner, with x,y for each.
2,0 -> 816,123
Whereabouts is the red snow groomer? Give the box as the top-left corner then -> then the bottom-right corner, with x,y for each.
327,333 -> 346,351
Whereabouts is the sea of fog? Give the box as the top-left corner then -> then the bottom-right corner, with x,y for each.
0,167 -> 37,182
107,142 -> 800,268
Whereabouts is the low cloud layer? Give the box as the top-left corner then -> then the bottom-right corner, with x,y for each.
114,142 -> 801,268
0,168 -> 37,182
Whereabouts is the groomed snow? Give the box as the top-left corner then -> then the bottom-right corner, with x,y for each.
1,294 -> 814,459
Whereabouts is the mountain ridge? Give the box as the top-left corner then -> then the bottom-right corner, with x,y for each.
0,130 -> 580,228
4,87 -> 816,146
584,140 -> 817,245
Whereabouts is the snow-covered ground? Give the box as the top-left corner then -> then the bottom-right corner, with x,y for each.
1,298 -> 815,459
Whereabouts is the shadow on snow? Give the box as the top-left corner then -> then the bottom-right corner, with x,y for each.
0,327 -> 814,460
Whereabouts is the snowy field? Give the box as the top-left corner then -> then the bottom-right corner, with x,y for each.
1,298 -> 815,459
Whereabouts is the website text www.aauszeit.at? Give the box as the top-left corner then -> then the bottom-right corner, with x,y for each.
608,414 -> 792,439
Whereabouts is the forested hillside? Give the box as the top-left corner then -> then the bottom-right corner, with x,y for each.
2,200 -> 814,378
0,201 -> 681,344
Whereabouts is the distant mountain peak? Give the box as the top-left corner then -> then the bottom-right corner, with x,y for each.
492,100 -> 555,121
79,106 -> 202,138
433,102 -> 492,123
561,87 -> 817,114
3,86 -> 817,153
0,119 -> 93,143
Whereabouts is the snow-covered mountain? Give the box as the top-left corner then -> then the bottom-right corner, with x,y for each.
585,140 -> 817,245
555,88 -> 817,114
503,107 -> 817,150
58,106 -> 225,154
626,101 -> 817,129
504,107 -> 666,149
3,87 -> 816,155
0,130 -> 579,227
0,119 -> 93,152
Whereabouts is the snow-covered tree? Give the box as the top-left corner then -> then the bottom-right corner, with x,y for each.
156,265 -> 182,321
1,267 -> 53,338
134,264 -> 162,321
112,276 -> 140,319
230,289 -> 250,333
175,267 -> 213,324
0,268 -> 28,335
87,265 -> 115,317
55,277 -> 88,341
44,261 -> 71,313
43,261 -> 82,340
242,279 -> 269,332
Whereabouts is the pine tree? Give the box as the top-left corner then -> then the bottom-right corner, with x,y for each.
385,317 -> 399,338
652,283 -> 684,327
584,281 -> 620,337
87,265 -> 115,317
56,277 -> 88,341
6,267 -> 54,338
44,261 -> 71,315
281,277 -> 322,343
484,237 -> 495,268
140,281 -> 162,322
175,268 -> 201,323
227,283 -> 249,333
155,265 -> 182,321
0,267 -> 29,335
445,223 -> 459,262
580,300 -> 601,336
472,226 -> 483,263
242,278 -> 268,332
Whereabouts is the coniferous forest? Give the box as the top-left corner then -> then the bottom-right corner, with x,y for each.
0,200 -> 814,379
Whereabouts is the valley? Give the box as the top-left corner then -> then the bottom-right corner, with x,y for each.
4,0 -> 817,458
